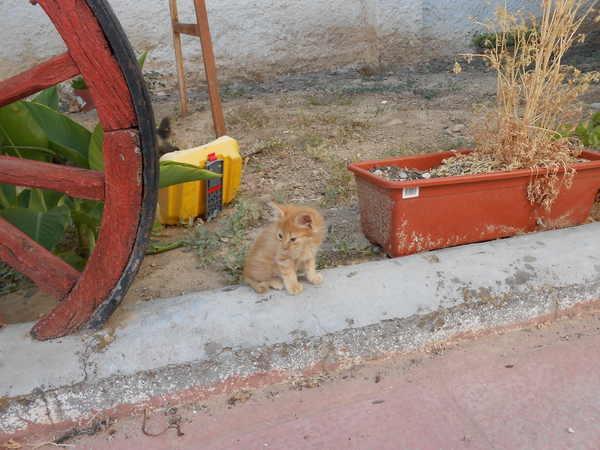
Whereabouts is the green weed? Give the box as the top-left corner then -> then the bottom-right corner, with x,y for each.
271,189 -> 286,203
294,132 -> 324,150
304,95 -> 328,106
316,235 -> 375,270
412,87 -> 439,100
296,110 -> 311,126
252,137 -> 292,154
221,86 -> 251,99
227,111 -> 269,129
279,95 -> 293,105
378,146 -> 421,159
144,70 -> 166,94
332,236 -> 373,255
185,199 -> 258,285
324,154 -> 356,204
0,262 -> 34,297
343,119 -> 371,134
315,113 -> 340,124
306,142 -> 329,161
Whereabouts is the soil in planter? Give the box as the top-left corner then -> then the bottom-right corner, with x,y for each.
369,151 -> 589,181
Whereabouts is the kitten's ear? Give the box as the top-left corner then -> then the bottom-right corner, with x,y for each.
296,212 -> 314,228
268,202 -> 285,220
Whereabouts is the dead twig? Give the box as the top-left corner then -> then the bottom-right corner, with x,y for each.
290,370 -> 328,389
142,409 -> 185,437
228,390 -> 252,405
53,415 -> 113,444
1,438 -> 75,449
28,443 -> 75,449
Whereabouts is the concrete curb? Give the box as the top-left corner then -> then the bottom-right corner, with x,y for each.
2,222 -> 600,437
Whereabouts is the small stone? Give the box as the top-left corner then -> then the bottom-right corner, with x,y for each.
567,427 -> 575,434
452,124 -> 465,133
422,172 -> 431,179
590,103 -> 600,110
68,99 -> 80,113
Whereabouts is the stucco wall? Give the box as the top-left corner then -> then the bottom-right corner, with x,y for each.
0,0 -> 548,91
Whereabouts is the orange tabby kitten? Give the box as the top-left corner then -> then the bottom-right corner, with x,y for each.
243,202 -> 325,295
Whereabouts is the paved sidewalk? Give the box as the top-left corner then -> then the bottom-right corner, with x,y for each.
2,222 -> 600,446
12,311 -> 600,449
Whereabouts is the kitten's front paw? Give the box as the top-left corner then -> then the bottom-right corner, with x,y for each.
287,282 -> 303,295
307,272 -> 323,285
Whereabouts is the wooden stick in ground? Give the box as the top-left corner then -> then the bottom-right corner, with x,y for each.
193,0 -> 227,137
169,0 -> 189,117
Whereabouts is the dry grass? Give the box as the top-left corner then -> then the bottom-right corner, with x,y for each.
455,0 -> 600,210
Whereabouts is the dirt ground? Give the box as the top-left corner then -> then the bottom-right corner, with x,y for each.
2,56 -> 600,325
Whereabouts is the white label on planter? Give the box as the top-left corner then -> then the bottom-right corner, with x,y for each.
403,187 -> 419,199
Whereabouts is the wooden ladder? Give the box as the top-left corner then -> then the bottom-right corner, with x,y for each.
169,0 -> 226,137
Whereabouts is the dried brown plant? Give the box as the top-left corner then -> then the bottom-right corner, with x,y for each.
455,0 -> 600,210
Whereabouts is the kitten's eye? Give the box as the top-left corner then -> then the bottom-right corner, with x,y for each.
290,238 -> 297,243
277,233 -> 283,240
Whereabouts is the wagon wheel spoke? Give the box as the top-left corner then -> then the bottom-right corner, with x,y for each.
0,53 -> 79,108
1,0 -> 158,340
0,217 -> 80,300
0,155 -> 106,201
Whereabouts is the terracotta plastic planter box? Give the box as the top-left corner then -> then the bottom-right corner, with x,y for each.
73,88 -> 95,111
347,149 -> 600,257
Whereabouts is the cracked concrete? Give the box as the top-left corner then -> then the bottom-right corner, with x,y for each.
1,222 -> 600,437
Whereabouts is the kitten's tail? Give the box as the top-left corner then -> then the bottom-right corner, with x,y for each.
157,116 -> 173,139
244,277 -> 270,294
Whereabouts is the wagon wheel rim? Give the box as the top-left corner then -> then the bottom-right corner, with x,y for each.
0,0 -> 158,339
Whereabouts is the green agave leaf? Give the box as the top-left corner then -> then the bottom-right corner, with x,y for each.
21,101 -> 91,168
28,189 -> 66,213
7,145 -> 65,161
44,190 -> 67,210
0,102 -> 50,161
60,195 -> 75,210
28,189 -> 53,213
160,160 -> 204,169
138,51 -> 148,69
71,209 -> 102,228
159,162 -> 221,189
146,240 -> 184,255
33,86 -> 60,111
0,184 -> 17,209
0,205 -> 70,251
57,253 -> 87,272
17,189 -> 31,208
50,141 -> 90,169
82,199 -> 104,217
88,122 -> 104,171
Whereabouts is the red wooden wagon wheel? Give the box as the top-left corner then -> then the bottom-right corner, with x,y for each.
0,0 -> 158,339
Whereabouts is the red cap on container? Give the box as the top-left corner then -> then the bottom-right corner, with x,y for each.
208,152 -> 217,162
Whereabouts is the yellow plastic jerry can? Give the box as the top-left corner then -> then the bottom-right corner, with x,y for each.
156,136 -> 242,225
